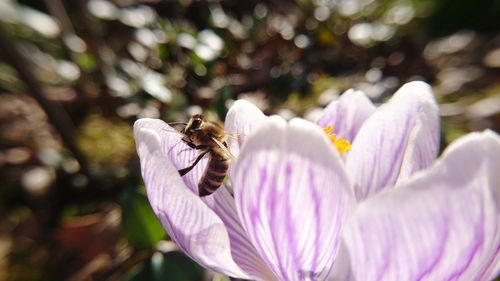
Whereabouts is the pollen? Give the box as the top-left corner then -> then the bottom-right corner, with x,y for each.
323,125 -> 351,155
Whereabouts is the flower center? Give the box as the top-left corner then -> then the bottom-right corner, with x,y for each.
323,125 -> 351,155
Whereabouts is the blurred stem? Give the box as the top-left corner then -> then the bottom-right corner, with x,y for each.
0,26 -> 89,175
95,250 -> 152,281
43,0 -> 95,105
44,0 -> 75,34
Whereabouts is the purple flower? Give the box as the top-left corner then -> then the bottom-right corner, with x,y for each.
134,81 -> 500,281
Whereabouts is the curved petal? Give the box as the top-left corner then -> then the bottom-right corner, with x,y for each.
203,187 -> 278,281
233,117 -> 356,281
134,119 -> 249,278
221,101 -> 280,279
332,130 -> 500,281
346,81 -> 439,200
224,99 -> 268,157
316,89 -> 376,142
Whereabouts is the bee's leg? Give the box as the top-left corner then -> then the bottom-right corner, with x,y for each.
181,136 -> 196,148
181,137 -> 208,150
188,143 -> 209,149
178,150 -> 209,176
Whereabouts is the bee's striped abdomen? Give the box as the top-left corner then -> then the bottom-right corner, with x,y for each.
198,154 -> 230,196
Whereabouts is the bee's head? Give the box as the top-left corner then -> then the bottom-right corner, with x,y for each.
185,114 -> 204,133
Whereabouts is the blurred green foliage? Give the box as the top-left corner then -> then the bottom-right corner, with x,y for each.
121,188 -> 166,250
124,252 -> 204,281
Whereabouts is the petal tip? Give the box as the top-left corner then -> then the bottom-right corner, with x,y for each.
133,118 -> 169,140
398,80 -> 432,95
445,129 -> 500,155
134,117 -> 157,127
481,129 -> 500,141
343,88 -> 364,99
402,80 -> 431,91
227,99 -> 263,115
289,117 -> 315,129
404,81 -> 436,103
133,118 -> 165,132
268,115 -> 287,127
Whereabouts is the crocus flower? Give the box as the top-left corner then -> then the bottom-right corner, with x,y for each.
134,81 -> 500,281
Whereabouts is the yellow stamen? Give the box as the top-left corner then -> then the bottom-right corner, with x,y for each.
334,138 -> 351,155
323,125 -> 351,155
323,125 -> 334,134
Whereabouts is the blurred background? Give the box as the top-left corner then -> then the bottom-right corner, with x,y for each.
0,0 -> 499,280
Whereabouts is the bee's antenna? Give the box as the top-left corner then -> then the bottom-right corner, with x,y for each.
168,122 -> 187,126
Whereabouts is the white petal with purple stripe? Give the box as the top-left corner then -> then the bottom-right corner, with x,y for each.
346,81 -> 439,200
317,89 -> 376,142
134,119 -> 274,280
203,187 -> 277,280
332,130 -> 500,281
233,116 -> 355,281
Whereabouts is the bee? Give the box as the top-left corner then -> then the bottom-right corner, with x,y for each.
175,114 -> 233,196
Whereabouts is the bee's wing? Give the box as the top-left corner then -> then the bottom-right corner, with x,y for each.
211,136 -> 236,160
167,122 -> 187,126
225,132 -> 245,140
225,133 -> 238,140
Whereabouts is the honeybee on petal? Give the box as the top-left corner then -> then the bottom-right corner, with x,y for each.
174,114 -> 234,196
